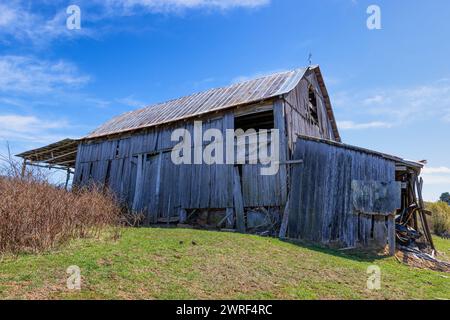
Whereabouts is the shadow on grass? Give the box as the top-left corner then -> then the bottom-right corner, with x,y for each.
280,238 -> 389,263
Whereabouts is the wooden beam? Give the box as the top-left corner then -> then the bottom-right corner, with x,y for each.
152,152 -> 163,224
226,207 -> 235,229
24,162 -> 74,171
417,177 -> 435,250
233,167 -> 246,233
132,154 -> 144,213
388,214 -> 396,256
179,208 -> 187,224
64,169 -> 71,190
279,198 -> 290,238
274,99 -> 288,203
21,160 -> 26,178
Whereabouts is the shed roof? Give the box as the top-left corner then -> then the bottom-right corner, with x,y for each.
297,135 -> 424,171
86,66 -> 340,140
15,139 -> 79,170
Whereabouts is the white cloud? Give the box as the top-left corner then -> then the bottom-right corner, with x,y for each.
0,3 -> 16,27
0,1 -> 269,44
421,175 -> 450,185
0,114 -> 70,144
0,2 -> 92,45
0,55 -> 90,94
337,120 -> 392,130
421,166 -> 450,188
362,94 -> 389,105
231,69 -> 287,84
98,0 -> 270,13
117,96 -> 147,109
333,80 -> 450,130
422,166 -> 450,174
444,109 -> 450,122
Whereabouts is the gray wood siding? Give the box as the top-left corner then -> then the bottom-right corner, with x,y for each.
74,105 -> 286,222
287,137 -> 398,249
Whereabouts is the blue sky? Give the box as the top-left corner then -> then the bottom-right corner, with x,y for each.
0,0 -> 449,201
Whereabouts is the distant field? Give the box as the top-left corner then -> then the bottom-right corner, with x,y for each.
0,228 -> 449,300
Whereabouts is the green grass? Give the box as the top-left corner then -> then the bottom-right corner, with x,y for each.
0,228 -> 449,300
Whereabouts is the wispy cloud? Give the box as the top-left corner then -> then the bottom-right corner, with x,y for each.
334,79 -> 450,130
95,0 -> 270,14
422,166 -> 450,174
337,120 -> 392,130
117,95 -> 147,109
421,166 -> 450,186
231,68 -> 287,84
0,2 -> 92,46
0,114 -> 70,143
444,109 -> 450,122
422,176 -> 450,185
0,55 -> 90,94
0,1 -> 270,45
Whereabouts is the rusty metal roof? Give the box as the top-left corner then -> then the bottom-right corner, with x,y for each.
86,67 -> 311,139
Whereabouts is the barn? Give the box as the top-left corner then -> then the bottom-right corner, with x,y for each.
17,65 -> 433,254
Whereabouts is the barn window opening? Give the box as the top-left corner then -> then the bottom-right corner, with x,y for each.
115,141 -> 120,158
234,110 -> 274,132
370,215 -> 375,239
89,162 -> 94,179
105,160 -> 112,188
308,86 -> 319,125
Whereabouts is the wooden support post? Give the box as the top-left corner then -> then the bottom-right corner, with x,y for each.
21,160 -> 27,178
387,214 -> 396,256
179,208 -> 187,224
64,168 -> 71,190
132,154 -> 144,213
416,177 -> 435,250
233,167 -> 246,233
226,207 -> 235,229
279,198 -> 290,239
152,152 -> 163,224
274,100 -> 288,203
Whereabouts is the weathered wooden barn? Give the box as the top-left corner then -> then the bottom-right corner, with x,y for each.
18,66 -> 433,254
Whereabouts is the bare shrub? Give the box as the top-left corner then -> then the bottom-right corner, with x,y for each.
0,149 -> 122,254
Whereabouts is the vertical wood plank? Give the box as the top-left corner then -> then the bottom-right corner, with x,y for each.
274,99 -> 288,204
233,167 -> 246,233
132,154 -> 144,212
387,214 -> 396,256
279,198 -> 290,238
226,207 -> 235,229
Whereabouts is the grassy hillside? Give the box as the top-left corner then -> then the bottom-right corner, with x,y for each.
0,228 -> 449,300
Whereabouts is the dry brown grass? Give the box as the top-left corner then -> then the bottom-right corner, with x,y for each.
0,150 -> 121,254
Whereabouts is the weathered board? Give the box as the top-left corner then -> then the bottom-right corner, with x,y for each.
351,180 -> 401,215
